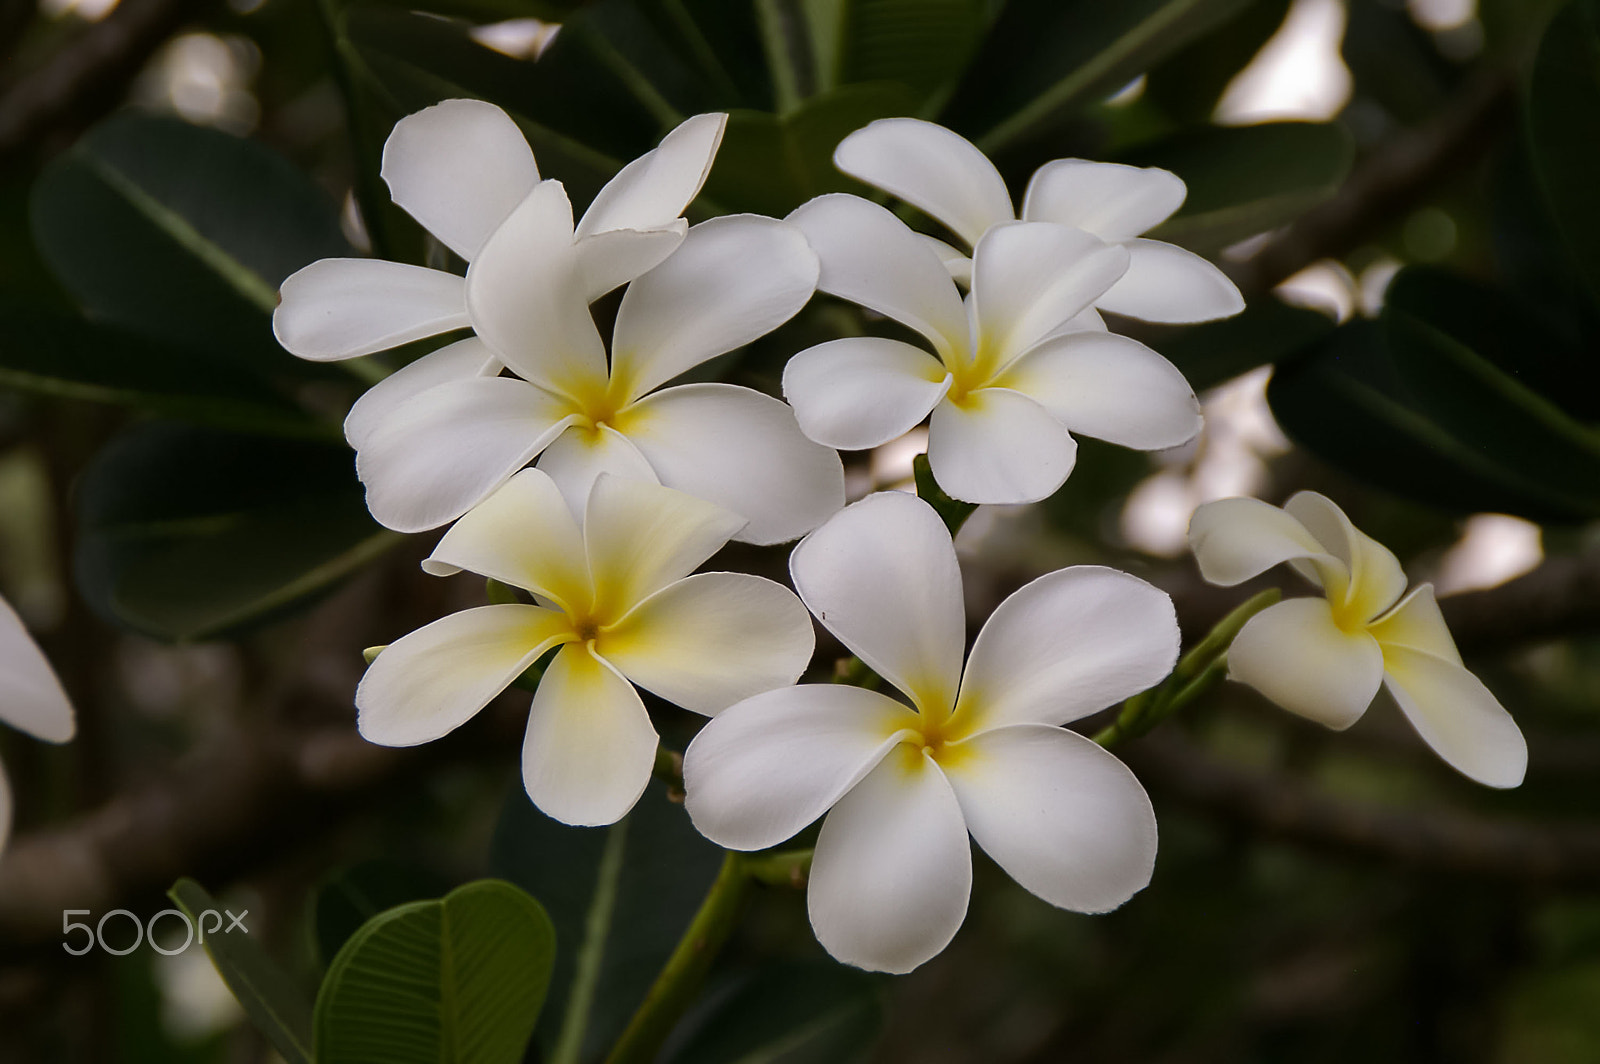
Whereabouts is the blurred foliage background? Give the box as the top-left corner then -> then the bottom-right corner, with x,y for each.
3,0 -> 1600,1060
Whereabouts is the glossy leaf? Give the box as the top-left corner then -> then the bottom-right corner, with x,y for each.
1526,0 -> 1600,308
805,0 -> 988,100
661,963 -> 885,1064
314,879 -> 556,1064
74,423 -> 398,641
310,860 -> 451,969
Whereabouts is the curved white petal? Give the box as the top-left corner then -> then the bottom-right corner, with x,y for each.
833,118 -> 1014,246
1368,584 -> 1461,665
995,331 -> 1200,451
357,604 -> 573,747
1228,598 -> 1384,730
357,376 -> 578,533
536,424 -> 660,520
583,473 -> 747,619
0,596 -> 74,743
809,747 -> 971,974
1285,492 -> 1406,626
968,222 -> 1129,372
953,567 -> 1178,733
683,684 -> 918,850
1097,239 -> 1244,323
944,725 -> 1157,913
787,194 -> 969,358
782,337 -> 951,451
601,572 -> 813,714
572,223 -> 686,302
1020,159 -> 1186,243
344,338 -> 501,451
274,259 -> 468,361
790,491 -> 965,717
921,235 -> 973,287
622,384 -> 845,545
522,643 -> 658,826
1187,497 -> 1346,592
926,389 -> 1077,505
423,467 -> 591,613
380,99 -> 540,261
1382,646 -> 1526,788
0,757 -> 10,853
612,216 -> 819,401
575,112 -> 727,238
465,180 -> 609,397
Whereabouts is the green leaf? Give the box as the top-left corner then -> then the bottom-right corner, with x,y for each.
169,878 -> 315,1064
661,963 -> 885,1064
74,422 -> 398,641
942,0 -> 1259,151
805,0 -> 988,100
1142,0 -> 1292,124
310,859 -> 451,969
489,781 -> 723,1064
912,453 -> 977,535
1147,297 -> 1335,392
1119,122 -> 1354,252
30,112 -> 350,374
1526,0 -> 1600,308
314,879 -> 556,1064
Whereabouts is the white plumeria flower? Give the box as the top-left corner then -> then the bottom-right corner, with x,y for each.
833,117 -> 1245,323
684,491 -> 1177,973
781,193 -> 1202,504
0,593 -> 76,852
1188,492 -> 1527,788
358,469 -> 814,826
353,207 -> 844,540
273,100 -> 725,452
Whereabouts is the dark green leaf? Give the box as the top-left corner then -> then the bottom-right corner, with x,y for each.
662,963 -> 884,1064
1143,0 -> 1292,124
30,113 -> 350,374
805,0 -> 987,100
311,860 -> 451,969
169,878 -> 314,1064
1120,122 -> 1354,252
490,781 -> 723,1063
1526,0 -> 1600,308
74,422 -> 398,641
314,879 -> 556,1064
912,453 -> 977,535
1146,296 -> 1335,392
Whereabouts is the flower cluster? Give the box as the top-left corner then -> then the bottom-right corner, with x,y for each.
273,103 -> 1526,973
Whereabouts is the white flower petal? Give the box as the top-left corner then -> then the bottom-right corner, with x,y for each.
809,747 -> 971,974
995,331 -> 1201,451
423,467 -> 591,613
0,757 -> 10,854
944,725 -> 1157,913
0,596 -> 74,743
1382,646 -> 1526,788
574,112 -> 727,238
832,118 -> 1014,247
1285,492 -> 1407,625
926,389 -> 1077,504
1020,159 -> 1186,243
1097,239 -> 1244,323
782,337 -> 951,451
612,216 -> 819,401
464,180 -> 609,397
583,473 -> 747,617
522,643 -> 658,826
787,194 -> 969,357
571,222 -> 686,302
622,384 -> 844,545
953,566 -> 1178,732
357,604 -> 573,747
343,338 -> 501,451
921,235 -> 973,287
537,424 -> 660,519
790,491 -> 965,716
1187,497 -> 1346,591
357,376 -> 579,533
601,572 -> 813,714
273,259 -> 468,361
1368,584 -> 1461,665
683,684 -> 919,850
380,99 -> 540,262
969,222 -> 1129,371
1228,598 -> 1384,730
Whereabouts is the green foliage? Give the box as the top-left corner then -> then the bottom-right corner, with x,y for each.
314,879 -> 557,1064
310,859 -> 451,969
1527,0 -> 1600,308
1151,296 -> 1335,392
660,963 -> 885,1064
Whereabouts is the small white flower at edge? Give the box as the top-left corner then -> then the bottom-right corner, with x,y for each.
0,593 -> 76,852
684,491 -> 1178,973
356,469 -> 814,827
1188,491 -> 1527,788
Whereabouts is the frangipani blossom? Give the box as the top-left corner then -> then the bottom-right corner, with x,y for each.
833,117 -> 1245,323
354,208 -> 844,541
358,470 -> 815,826
781,193 -> 1202,504
0,594 -> 76,852
684,491 -> 1177,973
1188,492 -> 1527,788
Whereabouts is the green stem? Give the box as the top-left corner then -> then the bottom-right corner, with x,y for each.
603,852 -> 751,1064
